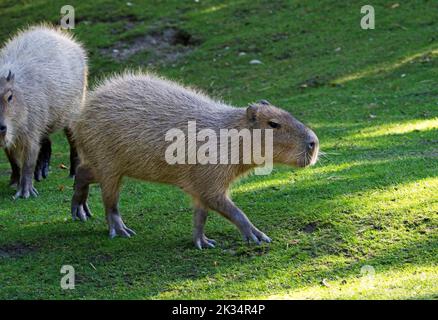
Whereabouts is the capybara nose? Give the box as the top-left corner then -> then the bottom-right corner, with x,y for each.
0,125 -> 7,135
306,138 -> 318,153
306,130 -> 319,153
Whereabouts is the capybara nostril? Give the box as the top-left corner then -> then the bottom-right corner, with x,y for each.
307,137 -> 319,152
306,130 -> 319,152
0,125 -> 7,134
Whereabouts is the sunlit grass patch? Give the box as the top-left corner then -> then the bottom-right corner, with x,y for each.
264,265 -> 438,300
197,3 -> 229,15
333,47 -> 438,84
352,118 -> 438,138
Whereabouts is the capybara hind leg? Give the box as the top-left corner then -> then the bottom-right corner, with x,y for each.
5,149 -> 20,188
71,165 -> 95,221
65,128 -> 79,178
204,195 -> 271,245
193,205 -> 216,250
101,178 -> 136,238
15,144 -> 39,199
34,137 -> 52,182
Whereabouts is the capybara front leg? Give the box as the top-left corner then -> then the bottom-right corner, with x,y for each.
34,137 -> 52,182
65,128 -> 79,178
71,165 -> 95,221
205,195 -> 271,245
5,148 -> 20,188
101,178 -> 136,238
193,205 -> 216,249
14,144 -> 39,199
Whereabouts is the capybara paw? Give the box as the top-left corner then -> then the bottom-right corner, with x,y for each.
14,185 -> 38,199
108,214 -> 136,239
109,225 -> 136,238
41,161 -> 49,179
8,178 -> 19,189
34,162 -> 49,182
34,169 -> 42,182
194,234 -> 216,250
242,227 -> 271,245
71,202 -> 92,221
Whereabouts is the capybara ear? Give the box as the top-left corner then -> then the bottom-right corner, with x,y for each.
258,99 -> 270,106
246,104 -> 259,124
6,70 -> 15,83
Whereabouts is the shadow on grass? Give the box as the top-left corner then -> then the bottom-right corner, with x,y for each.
0,150 -> 435,299
234,155 -> 437,205
254,236 -> 438,300
0,216 -> 434,299
0,119 -> 436,298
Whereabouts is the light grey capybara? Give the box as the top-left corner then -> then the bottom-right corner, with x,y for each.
71,72 -> 319,249
0,24 -> 88,198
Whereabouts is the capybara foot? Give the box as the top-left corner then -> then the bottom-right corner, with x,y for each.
8,176 -> 19,189
34,162 -> 49,182
14,183 -> 38,199
42,163 -> 49,179
34,169 -> 42,182
71,202 -> 92,221
242,226 -> 271,245
108,214 -> 136,239
194,234 -> 216,250
34,138 -> 51,182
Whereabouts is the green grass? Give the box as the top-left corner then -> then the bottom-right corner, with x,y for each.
0,0 -> 437,299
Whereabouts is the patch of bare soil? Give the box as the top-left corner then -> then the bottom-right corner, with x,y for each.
100,27 -> 200,65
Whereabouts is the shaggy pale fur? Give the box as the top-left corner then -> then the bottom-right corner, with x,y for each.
72,72 -> 319,248
0,24 -> 88,198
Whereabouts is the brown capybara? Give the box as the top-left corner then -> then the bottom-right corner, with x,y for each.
71,72 -> 319,249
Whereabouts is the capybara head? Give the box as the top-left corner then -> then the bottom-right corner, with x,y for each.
0,70 -> 20,148
246,100 -> 319,167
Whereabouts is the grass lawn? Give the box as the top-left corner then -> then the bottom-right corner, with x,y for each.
0,0 -> 437,299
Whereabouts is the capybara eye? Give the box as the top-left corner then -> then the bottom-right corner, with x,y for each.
268,121 -> 280,129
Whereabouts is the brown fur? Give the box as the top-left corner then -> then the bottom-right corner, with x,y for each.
71,72 -> 319,248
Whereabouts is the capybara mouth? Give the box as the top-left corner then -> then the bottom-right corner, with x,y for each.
289,131 -> 319,168
294,150 -> 319,168
306,151 -> 319,167
296,158 -> 310,168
